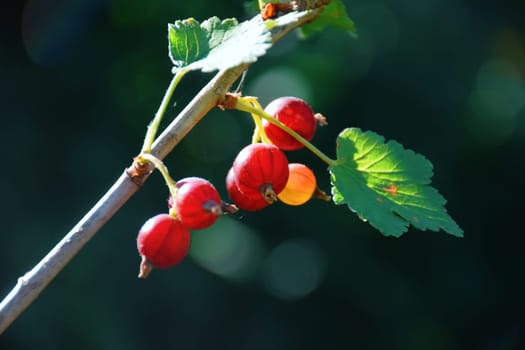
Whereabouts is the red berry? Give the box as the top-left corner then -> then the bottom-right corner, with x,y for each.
137,214 -> 191,278
263,96 -> 316,151
174,177 -> 222,230
231,143 -> 289,203
226,168 -> 270,211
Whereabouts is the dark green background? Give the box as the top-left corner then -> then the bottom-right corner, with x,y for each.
1,0 -> 524,349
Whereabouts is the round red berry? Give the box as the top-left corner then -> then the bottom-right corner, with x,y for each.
226,168 -> 270,211
137,214 -> 191,278
232,143 -> 289,196
263,96 -> 316,151
174,177 -> 222,230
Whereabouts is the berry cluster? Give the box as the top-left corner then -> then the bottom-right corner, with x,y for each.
226,96 -> 326,210
135,95 -> 329,278
137,177 -> 227,278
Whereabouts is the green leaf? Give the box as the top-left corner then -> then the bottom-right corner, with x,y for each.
168,16 -> 270,72
329,128 -> 463,238
298,0 -> 356,38
168,12 -> 311,72
168,16 -> 275,72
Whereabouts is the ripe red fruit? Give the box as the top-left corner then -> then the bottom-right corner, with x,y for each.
230,143 -> 289,207
137,214 -> 191,278
173,177 -> 222,230
226,168 -> 270,211
263,96 -> 316,151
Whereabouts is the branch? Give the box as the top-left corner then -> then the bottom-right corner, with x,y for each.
0,9 -> 321,334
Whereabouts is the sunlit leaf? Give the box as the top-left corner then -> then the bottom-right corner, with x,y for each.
168,12 -> 315,72
329,128 -> 463,237
168,16 -> 272,72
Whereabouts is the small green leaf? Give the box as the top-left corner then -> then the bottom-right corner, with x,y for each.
168,16 -> 273,72
168,12 -> 314,73
298,0 -> 356,38
329,128 -> 463,238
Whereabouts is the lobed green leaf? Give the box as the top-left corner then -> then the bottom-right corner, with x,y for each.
169,2 -> 356,73
168,16 -> 272,72
168,12 -> 317,73
329,128 -> 463,237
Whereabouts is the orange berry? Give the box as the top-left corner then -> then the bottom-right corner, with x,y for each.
277,163 -> 316,206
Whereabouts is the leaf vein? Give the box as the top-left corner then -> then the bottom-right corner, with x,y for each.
354,139 -> 379,161
193,30 -> 200,59
184,31 -> 189,64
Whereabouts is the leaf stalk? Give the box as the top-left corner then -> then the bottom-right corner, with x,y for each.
141,68 -> 189,153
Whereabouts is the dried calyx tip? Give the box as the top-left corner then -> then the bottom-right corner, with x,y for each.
138,256 -> 153,279
314,113 -> 328,126
261,184 -> 278,204
313,186 -> 331,202
221,201 -> 239,214
203,201 -> 223,216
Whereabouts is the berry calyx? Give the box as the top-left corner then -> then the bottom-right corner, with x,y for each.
277,163 -> 317,206
173,177 -> 222,230
137,214 -> 191,278
230,143 -> 289,205
263,96 -> 317,151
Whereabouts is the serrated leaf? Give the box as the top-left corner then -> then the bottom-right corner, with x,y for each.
329,128 -> 463,238
168,12 -> 312,73
168,16 -> 276,72
168,16 -> 271,72
298,0 -> 356,38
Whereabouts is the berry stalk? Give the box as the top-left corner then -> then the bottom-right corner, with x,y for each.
137,153 -> 178,216
234,96 -> 337,166
243,96 -> 272,144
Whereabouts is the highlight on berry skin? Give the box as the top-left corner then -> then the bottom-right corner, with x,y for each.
227,143 -> 290,210
226,167 -> 271,211
136,214 -> 191,278
173,177 -> 223,230
263,96 -> 317,151
278,163 -> 317,206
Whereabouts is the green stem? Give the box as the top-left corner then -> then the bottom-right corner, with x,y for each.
235,98 -> 337,166
250,114 -> 262,143
243,97 -> 272,144
138,153 -> 178,215
141,68 -> 189,154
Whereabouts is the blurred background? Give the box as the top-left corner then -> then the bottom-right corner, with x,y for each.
1,0 -> 524,349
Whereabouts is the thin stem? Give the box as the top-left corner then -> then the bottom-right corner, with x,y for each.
243,96 -> 272,144
141,68 -> 189,154
138,153 -> 178,203
250,115 -> 262,143
235,97 -> 337,166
